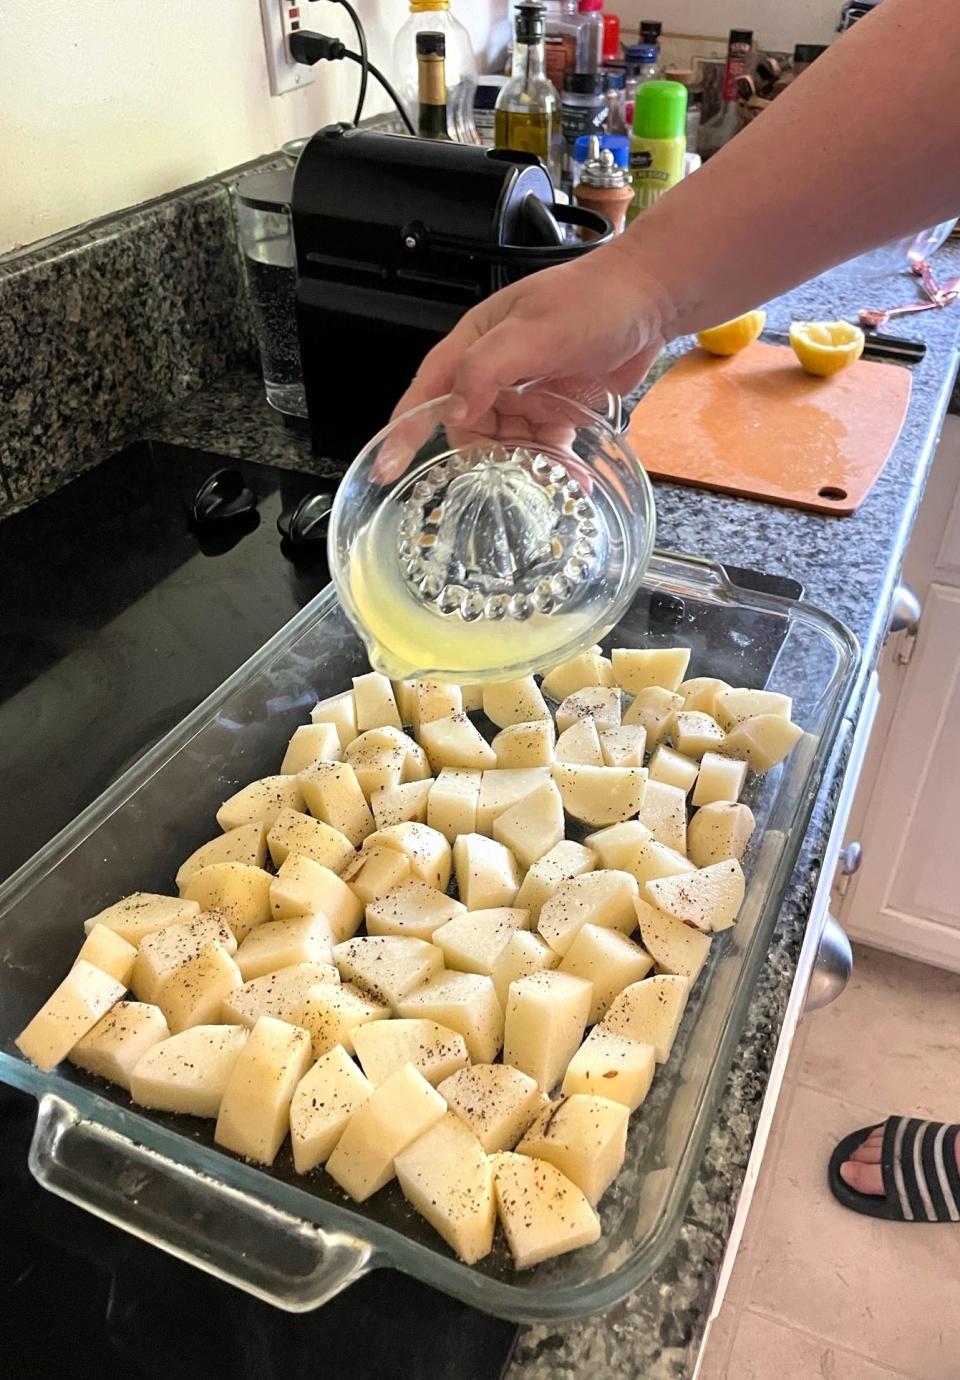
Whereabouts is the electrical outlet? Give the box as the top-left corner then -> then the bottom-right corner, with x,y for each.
259,0 -> 316,96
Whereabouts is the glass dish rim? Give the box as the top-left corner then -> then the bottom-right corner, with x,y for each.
0,551 -> 859,1322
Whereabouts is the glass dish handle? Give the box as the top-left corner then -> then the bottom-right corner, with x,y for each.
28,1093 -> 374,1311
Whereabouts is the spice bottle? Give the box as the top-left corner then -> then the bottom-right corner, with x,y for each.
698,28 -> 752,157
573,136 -> 635,234
561,72 -> 609,184
629,78 -> 687,216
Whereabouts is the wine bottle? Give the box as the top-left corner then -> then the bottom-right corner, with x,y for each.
417,31 -> 452,141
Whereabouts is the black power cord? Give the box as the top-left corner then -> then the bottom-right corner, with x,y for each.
290,29 -> 416,137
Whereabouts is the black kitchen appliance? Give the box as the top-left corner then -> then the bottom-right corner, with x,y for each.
290,126 -> 613,463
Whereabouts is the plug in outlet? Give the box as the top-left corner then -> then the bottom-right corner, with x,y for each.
259,0 -> 316,96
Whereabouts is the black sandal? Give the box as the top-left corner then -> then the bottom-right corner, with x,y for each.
828,1116 -> 960,1222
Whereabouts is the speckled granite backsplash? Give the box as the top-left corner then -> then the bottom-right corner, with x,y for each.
0,165 -> 268,514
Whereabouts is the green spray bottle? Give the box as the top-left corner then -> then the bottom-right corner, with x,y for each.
629,79 -> 688,219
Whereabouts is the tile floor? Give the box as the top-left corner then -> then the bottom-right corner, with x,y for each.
698,943 -> 960,1380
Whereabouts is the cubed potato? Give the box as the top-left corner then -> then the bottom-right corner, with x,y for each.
235,914 -> 334,982
311,690 -> 358,749
541,649 -> 614,701
216,775 -> 305,833
397,970 -> 503,1063
176,823 -> 269,891
453,833 -> 521,909
392,679 -> 419,727
646,858 -> 745,932
220,961 -> 340,1027
395,1113 -> 496,1264
214,1016 -> 313,1165
491,931 -> 559,1007
503,970 -> 593,1091
538,870 -> 639,957
559,924 -> 654,1023
69,1000 -> 169,1090
553,763 -> 647,827
325,1063 -> 447,1201
476,767 -> 552,834
270,854 -> 364,942
555,687 -> 621,734
344,735 -> 406,799
298,761 -> 375,847
691,752 -> 748,806
353,1018 -> 469,1087
601,975 -> 689,1063
412,680 -> 462,733
75,924 -> 137,986
639,779 -> 687,853
181,862 -> 273,942
157,946 -> 243,1033
514,840 -> 597,923
554,717 -> 604,766
714,687 -> 792,731
687,801 -> 755,868
296,982 -> 390,1058
482,677 -> 551,728
367,822 -> 452,892
333,935 -> 444,1008
352,671 -> 402,731
612,647 -> 690,694
721,714 -> 804,772
433,907 -> 528,976
130,1024 -> 248,1117
280,722 -> 341,775
647,744 -> 699,794
403,741 -> 432,782
491,1152 -> 601,1269
493,779 -> 565,869
458,682 -> 484,712
517,1093 -> 629,1206
366,879 -> 465,940
428,768 -> 482,843
671,711 -> 725,760
342,845 -> 411,907
132,911 -> 237,1004
371,779 -> 433,830
84,892 -> 202,945
621,686 -> 684,747
439,1063 -> 544,1153
677,676 -> 732,716
266,809 -> 355,873
290,1044 -> 373,1173
562,1026 -> 656,1110
634,898 -> 712,983
599,725 -> 647,768
587,822 -> 695,887
491,720 -> 555,768
418,713 -> 497,772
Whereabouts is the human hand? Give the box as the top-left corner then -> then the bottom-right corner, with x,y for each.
392,235 -> 674,427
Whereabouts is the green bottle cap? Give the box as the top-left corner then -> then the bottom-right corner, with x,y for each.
632,80 -> 687,139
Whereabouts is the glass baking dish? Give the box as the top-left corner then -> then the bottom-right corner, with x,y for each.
0,552 -> 857,1323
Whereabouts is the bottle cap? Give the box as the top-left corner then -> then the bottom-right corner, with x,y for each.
639,20 -> 662,42
632,79 -> 687,139
624,43 -> 659,65
581,142 -> 631,188
515,1 -> 546,43
602,12 -> 621,60
409,0 -> 450,10
793,42 -> 828,64
563,71 -> 605,95
729,29 -> 754,45
416,31 -> 446,56
578,0 -> 603,10
604,70 -> 626,90
573,132 -> 629,167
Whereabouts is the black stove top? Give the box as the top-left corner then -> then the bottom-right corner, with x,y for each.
0,442 -> 519,1380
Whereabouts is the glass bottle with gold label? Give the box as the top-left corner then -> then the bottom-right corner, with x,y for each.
417,31 -> 453,139
495,2 -> 563,185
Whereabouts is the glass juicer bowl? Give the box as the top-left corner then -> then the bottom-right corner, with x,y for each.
328,382 -> 656,683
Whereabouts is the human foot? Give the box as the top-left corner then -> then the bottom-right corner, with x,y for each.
829,1117 -> 960,1221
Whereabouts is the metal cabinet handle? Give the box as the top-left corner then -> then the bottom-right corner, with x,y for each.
887,583 -> 921,637
839,841 -> 863,875
804,915 -> 853,1012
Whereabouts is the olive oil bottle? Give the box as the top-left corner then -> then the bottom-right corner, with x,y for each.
495,2 -> 562,184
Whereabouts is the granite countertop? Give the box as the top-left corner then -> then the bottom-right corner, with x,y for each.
147,247 -> 960,1379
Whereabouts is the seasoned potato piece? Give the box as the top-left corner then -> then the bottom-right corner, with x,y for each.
371,779 -> 433,830
482,677 -> 551,728
176,824 -> 269,891
235,914 -> 334,982
514,840 -> 597,923
69,1001 -> 169,1090
502,970 -> 593,1092
397,970 -> 503,1063
75,924 -> 137,986
130,1024 -> 248,1117
555,687 -> 621,734
491,931 -> 560,1007
433,907 -> 528,976
280,722 -> 341,775
419,713 -> 497,772
270,854 -> 363,942
541,649 -> 614,701
552,763 -> 647,827
311,690 -> 358,749
491,1153 -> 600,1269
517,1094 -> 629,1206
352,671 -> 402,732
439,1063 -> 545,1153
453,833 -> 521,910
215,1016 -> 313,1166
491,720 -> 555,768
687,801 -> 755,868
493,779 -> 565,869
554,718 -> 604,767
639,779 -> 687,854
216,775 -> 304,833
85,892 -> 202,945
601,975 -> 689,1063
325,1063 -> 446,1201
538,870 -> 639,957
612,647 -> 690,694
714,688 -> 792,731
298,761 -> 376,847
266,809 -> 355,873
721,715 -> 804,772
476,768 -> 552,834
16,960 -> 126,1072
677,676 -> 731,716
622,686 -> 683,748
333,935 -> 444,1009
395,1113 -> 496,1264
559,924 -> 654,1023
181,862 -> 273,942
647,745 -> 699,794
562,1027 -> 656,1110
353,1019 -> 469,1087
634,898 -> 712,982
290,1044 -> 373,1173
428,768 -> 482,843
365,879 -> 465,941
646,859 -> 745,932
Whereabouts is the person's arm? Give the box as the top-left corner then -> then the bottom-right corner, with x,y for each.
397,0 -> 960,424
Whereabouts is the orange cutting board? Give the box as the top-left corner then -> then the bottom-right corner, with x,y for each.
627,342 -> 912,514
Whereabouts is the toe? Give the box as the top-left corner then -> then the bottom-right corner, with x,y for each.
840,1159 -> 884,1195
849,1139 -> 882,1164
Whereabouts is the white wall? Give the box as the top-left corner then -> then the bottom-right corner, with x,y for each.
0,0 -> 506,255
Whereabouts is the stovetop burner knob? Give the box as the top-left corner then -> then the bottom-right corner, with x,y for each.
188,468 -> 257,527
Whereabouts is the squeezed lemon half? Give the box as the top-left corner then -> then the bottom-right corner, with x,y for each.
696,309 -> 767,356
789,320 -> 865,377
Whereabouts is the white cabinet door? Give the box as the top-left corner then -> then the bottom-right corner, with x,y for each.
838,416 -> 960,971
